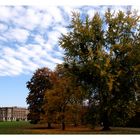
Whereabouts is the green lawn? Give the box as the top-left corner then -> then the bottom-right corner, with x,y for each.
0,121 -> 32,134
0,121 -> 140,134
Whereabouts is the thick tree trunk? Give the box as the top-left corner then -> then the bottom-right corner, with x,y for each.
102,111 -> 110,131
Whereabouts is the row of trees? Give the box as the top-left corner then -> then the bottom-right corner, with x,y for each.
26,9 -> 140,130
26,65 -> 85,130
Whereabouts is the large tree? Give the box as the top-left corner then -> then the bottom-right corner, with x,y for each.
42,64 -> 83,130
26,67 -> 55,124
59,9 -> 140,130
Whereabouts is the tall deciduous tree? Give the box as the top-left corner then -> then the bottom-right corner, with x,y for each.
59,9 -> 140,130
26,67 -> 55,125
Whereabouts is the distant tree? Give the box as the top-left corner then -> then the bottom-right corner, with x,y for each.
26,67 -> 55,126
59,9 -> 140,130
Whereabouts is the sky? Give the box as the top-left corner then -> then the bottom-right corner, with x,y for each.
0,1 -> 140,107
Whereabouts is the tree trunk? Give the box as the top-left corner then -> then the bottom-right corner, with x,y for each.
61,113 -> 65,130
62,121 -> 65,130
74,122 -> 78,127
102,111 -> 110,131
47,122 -> 52,129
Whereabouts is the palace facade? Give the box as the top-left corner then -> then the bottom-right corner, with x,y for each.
0,106 -> 29,121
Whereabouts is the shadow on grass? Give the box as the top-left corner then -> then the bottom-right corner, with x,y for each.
30,126 -> 55,129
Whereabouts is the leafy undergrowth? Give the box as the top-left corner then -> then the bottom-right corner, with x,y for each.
0,121 -> 140,134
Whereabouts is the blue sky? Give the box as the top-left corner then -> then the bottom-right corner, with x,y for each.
0,5 -> 139,107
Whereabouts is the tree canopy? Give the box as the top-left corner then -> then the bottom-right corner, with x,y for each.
26,67 -> 55,124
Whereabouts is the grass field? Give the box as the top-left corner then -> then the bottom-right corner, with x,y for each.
0,121 -> 32,134
0,121 -> 140,134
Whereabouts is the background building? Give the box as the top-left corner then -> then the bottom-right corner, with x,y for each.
0,106 -> 29,121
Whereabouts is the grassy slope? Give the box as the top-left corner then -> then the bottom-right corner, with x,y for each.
0,121 -> 140,134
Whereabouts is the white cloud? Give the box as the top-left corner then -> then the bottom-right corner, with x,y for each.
0,6 -> 11,21
53,25 -> 68,35
63,6 -> 80,16
3,28 -> 29,43
0,58 -> 23,76
46,7 -> 63,23
17,8 -> 42,30
0,23 -> 8,32
0,42 -> 63,76
87,9 -> 96,19
132,6 -> 140,15
40,13 -> 53,28
47,30 -> 61,44
0,36 -> 7,42
34,34 -> 45,45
